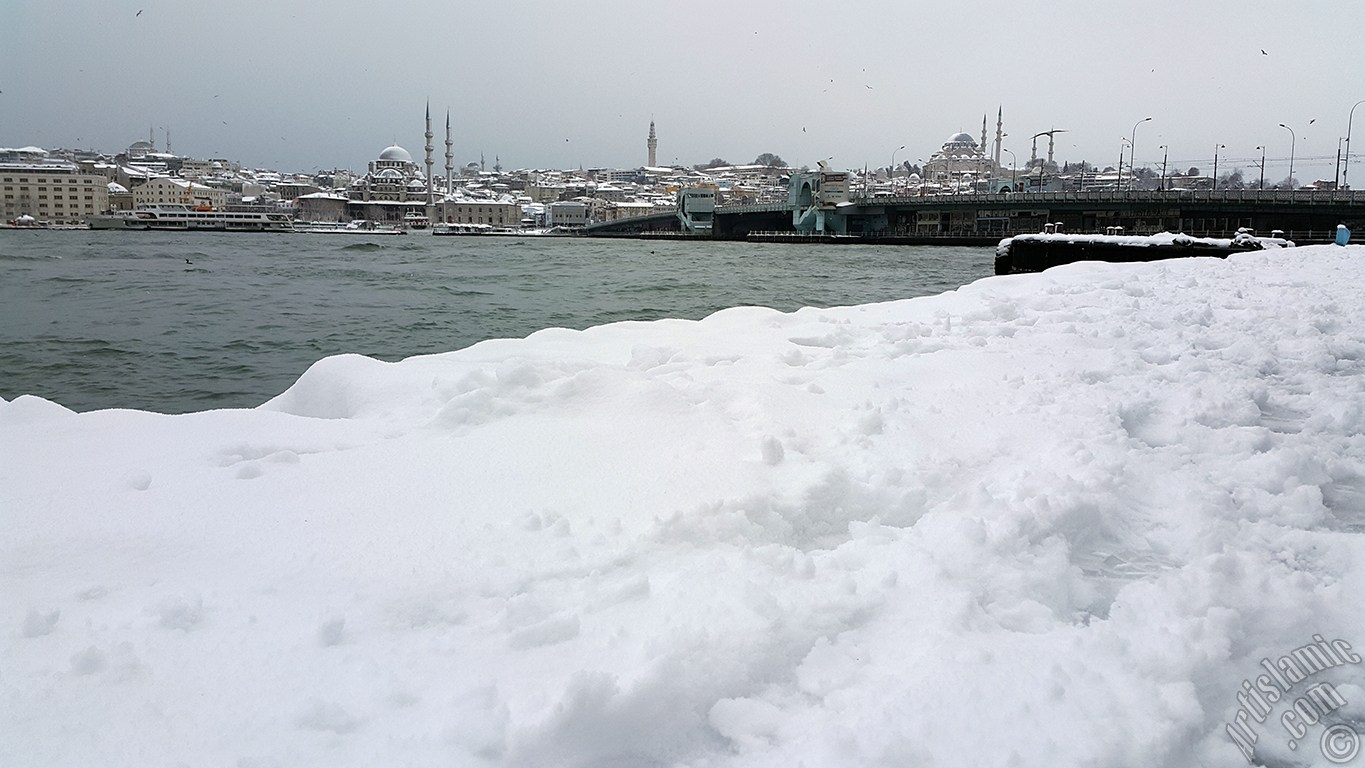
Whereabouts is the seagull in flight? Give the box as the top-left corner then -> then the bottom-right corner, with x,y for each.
1260,48 -> 1267,55
136,9 -> 143,16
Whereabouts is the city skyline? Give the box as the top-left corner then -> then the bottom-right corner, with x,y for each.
3,0 -> 1362,184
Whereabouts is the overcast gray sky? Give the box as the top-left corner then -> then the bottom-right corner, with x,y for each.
4,0 -> 1361,183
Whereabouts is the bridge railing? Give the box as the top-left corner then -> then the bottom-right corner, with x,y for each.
718,202 -> 792,214
716,189 -> 1365,215
847,188 -> 1365,206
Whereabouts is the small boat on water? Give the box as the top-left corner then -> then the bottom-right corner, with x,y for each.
89,204 -> 293,232
0,214 -> 46,230
297,220 -> 405,235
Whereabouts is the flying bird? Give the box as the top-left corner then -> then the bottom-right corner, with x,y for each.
1260,49 -> 1267,55
136,9 -> 143,15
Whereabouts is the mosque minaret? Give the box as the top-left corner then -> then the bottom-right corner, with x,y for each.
424,101 -> 435,209
444,110 -> 454,196
993,107 -> 1004,169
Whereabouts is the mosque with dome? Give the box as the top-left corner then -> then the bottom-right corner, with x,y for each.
920,108 -> 1013,193
336,105 -> 520,228
346,143 -> 431,221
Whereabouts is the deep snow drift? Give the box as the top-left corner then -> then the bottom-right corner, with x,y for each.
4,245 -> 1364,767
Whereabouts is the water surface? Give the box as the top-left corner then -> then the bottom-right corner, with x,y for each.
0,231 -> 993,413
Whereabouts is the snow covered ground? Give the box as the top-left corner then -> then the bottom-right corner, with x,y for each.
4,245 -> 1364,767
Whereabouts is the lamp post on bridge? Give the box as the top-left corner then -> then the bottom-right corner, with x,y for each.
1002,148 -> 1017,191
1129,116 -> 1152,190
1118,138 -> 1129,190
1345,99 -> 1365,190
890,145 -> 905,195
1159,145 -> 1169,190
1337,137 -> 1345,189
1255,145 -> 1266,189
1279,123 -> 1296,189
1212,144 -> 1225,191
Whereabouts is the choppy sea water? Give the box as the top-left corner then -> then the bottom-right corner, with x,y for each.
0,231 -> 994,413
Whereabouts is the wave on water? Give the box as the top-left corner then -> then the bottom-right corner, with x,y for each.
338,242 -> 386,252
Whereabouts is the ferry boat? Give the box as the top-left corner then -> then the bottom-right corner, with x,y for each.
88,205 -> 294,232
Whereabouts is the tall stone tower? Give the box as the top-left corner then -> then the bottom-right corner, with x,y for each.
647,120 -> 657,168
424,101 -> 435,207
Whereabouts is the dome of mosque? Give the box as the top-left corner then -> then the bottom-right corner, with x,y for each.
378,145 -> 412,163
947,132 -> 977,145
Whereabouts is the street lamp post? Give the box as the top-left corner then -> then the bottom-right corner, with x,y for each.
1118,139 -> 1129,190
1336,137 -> 1344,188
1002,148 -> 1017,191
1255,145 -> 1266,189
1345,99 -> 1365,190
1279,123 -> 1296,189
1212,144 -> 1225,191
891,145 -> 905,195
1159,144 -> 1169,190
1129,116 -> 1152,190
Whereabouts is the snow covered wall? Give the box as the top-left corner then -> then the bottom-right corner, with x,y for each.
4,245 -> 1364,767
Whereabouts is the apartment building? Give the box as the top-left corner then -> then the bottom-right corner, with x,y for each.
1,159 -> 110,224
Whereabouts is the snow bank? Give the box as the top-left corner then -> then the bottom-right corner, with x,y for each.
4,246 -> 1364,767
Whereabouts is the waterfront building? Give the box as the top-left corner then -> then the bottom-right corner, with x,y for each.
546,200 -> 589,228
295,192 -> 350,223
132,176 -> 227,209
1,147 -> 110,224
106,182 -> 135,212
435,195 -> 522,227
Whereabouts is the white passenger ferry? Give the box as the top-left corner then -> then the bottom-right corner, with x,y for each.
89,205 -> 294,232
